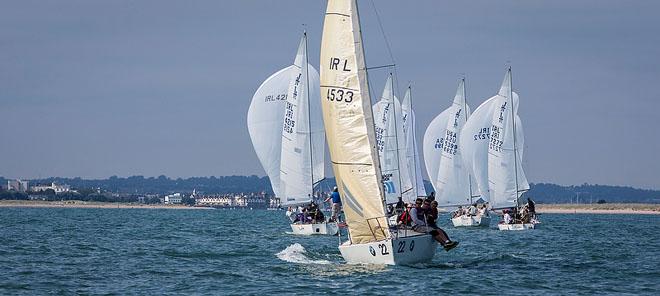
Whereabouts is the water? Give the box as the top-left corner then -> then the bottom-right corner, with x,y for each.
1,208 -> 658,295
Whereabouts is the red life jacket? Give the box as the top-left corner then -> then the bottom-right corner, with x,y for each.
398,209 -> 412,225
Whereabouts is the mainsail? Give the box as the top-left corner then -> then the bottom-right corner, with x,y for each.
320,0 -> 389,244
372,75 -> 414,204
279,33 -> 325,206
247,35 -> 321,199
459,69 -> 528,209
401,87 -> 427,198
423,79 -> 473,207
486,69 -> 529,209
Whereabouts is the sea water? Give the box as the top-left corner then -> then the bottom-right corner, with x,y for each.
0,208 -> 658,295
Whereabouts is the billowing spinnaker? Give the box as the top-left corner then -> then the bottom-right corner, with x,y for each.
320,0 -> 389,244
280,34 -> 325,206
401,88 -> 427,199
423,80 -> 472,207
373,76 -> 414,204
460,96 -> 498,202
247,67 -> 292,198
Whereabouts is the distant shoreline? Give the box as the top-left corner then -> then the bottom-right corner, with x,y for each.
0,200 -> 213,210
536,203 -> 660,215
2,200 -> 658,215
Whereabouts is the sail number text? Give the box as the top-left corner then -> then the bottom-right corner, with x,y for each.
326,88 -> 354,103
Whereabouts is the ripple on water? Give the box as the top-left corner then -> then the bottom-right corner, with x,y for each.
0,208 -> 658,294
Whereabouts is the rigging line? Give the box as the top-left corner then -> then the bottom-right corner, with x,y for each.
366,64 -> 396,71
368,0 -> 402,101
368,0 -> 396,66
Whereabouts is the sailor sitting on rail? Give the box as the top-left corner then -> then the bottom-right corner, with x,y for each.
410,198 -> 458,251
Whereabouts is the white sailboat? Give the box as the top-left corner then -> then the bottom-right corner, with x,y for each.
320,0 -> 439,265
459,68 -> 536,231
372,75 -> 414,204
279,33 -> 337,236
401,86 -> 427,199
423,79 -> 490,227
248,33 -> 336,235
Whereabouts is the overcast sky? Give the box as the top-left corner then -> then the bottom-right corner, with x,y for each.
1,0 -> 658,189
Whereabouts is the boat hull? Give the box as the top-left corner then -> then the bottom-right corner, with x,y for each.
339,232 -> 436,265
451,215 -> 491,227
498,223 -> 537,231
290,222 -> 339,235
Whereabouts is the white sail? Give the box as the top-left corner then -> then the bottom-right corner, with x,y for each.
487,69 -> 529,209
401,87 -> 427,198
280,34 -> 325,206
423,79 -> 472,207
372,75 -> 414,204
460,69 -> 528,209
247,36 -> 322,200
320,0 -> 389,244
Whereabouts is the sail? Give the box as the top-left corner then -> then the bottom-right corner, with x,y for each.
423,79 -> 472,207
320,0 -> 389,244
247,36 -> 322,199
280,34 -> 325,206
247,69 -> 290,198
460,96 -> 497,202
372,75 -> 414,204
459,70 -> 529,209
401,87 -> 427,198
487,69 -> 529,209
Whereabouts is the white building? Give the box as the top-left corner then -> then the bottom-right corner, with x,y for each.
30,182 -> 71,193
164,193 -> 182,204
7,179 -> 29,192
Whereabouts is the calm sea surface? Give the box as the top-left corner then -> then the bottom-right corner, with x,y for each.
0,207 -> 658,295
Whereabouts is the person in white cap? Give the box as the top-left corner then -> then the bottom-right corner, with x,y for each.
324,186 -> 342,222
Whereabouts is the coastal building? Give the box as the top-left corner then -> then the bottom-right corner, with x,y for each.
30,182 -> 71,193
164,193 -> 182,204
7,179 -> 29,192
195,192 -> 268,208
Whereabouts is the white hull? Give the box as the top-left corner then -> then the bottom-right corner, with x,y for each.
290,222 -> 339,235
498,222 -> 537,231
451,215 -> 491,227
339,232 -> 436,265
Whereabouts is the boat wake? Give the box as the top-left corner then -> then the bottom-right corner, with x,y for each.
276,243 -> 331,265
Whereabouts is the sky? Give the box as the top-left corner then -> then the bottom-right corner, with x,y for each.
1,0 -> 659,189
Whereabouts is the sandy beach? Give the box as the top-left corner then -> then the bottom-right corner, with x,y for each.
536,203 -> 660,215
0,200 -> 213,210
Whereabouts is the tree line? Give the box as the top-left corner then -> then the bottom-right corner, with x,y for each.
1,176 -> 659,203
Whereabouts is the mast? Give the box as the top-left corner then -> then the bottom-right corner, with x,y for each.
508,66 -> 520,208
303,31 -> 315,198
408,84 -> 422,198
389,74 -> 405,204
462,77 -> 474,205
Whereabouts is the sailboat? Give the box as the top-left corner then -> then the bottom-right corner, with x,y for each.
372,74 -> 414,205
459,67 -> 536,231
248,33 -> 335,235
401,86 -> 427,199
320,0 -> 438,264
423,78 -> 490,227
279,32 -> 337,235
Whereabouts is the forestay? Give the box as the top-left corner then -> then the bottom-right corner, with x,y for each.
372,75 -> 414,204
401,87 -> 427,199
423,79 -> 473,207
279,34 -> 325,206
320,0 -> 389,244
